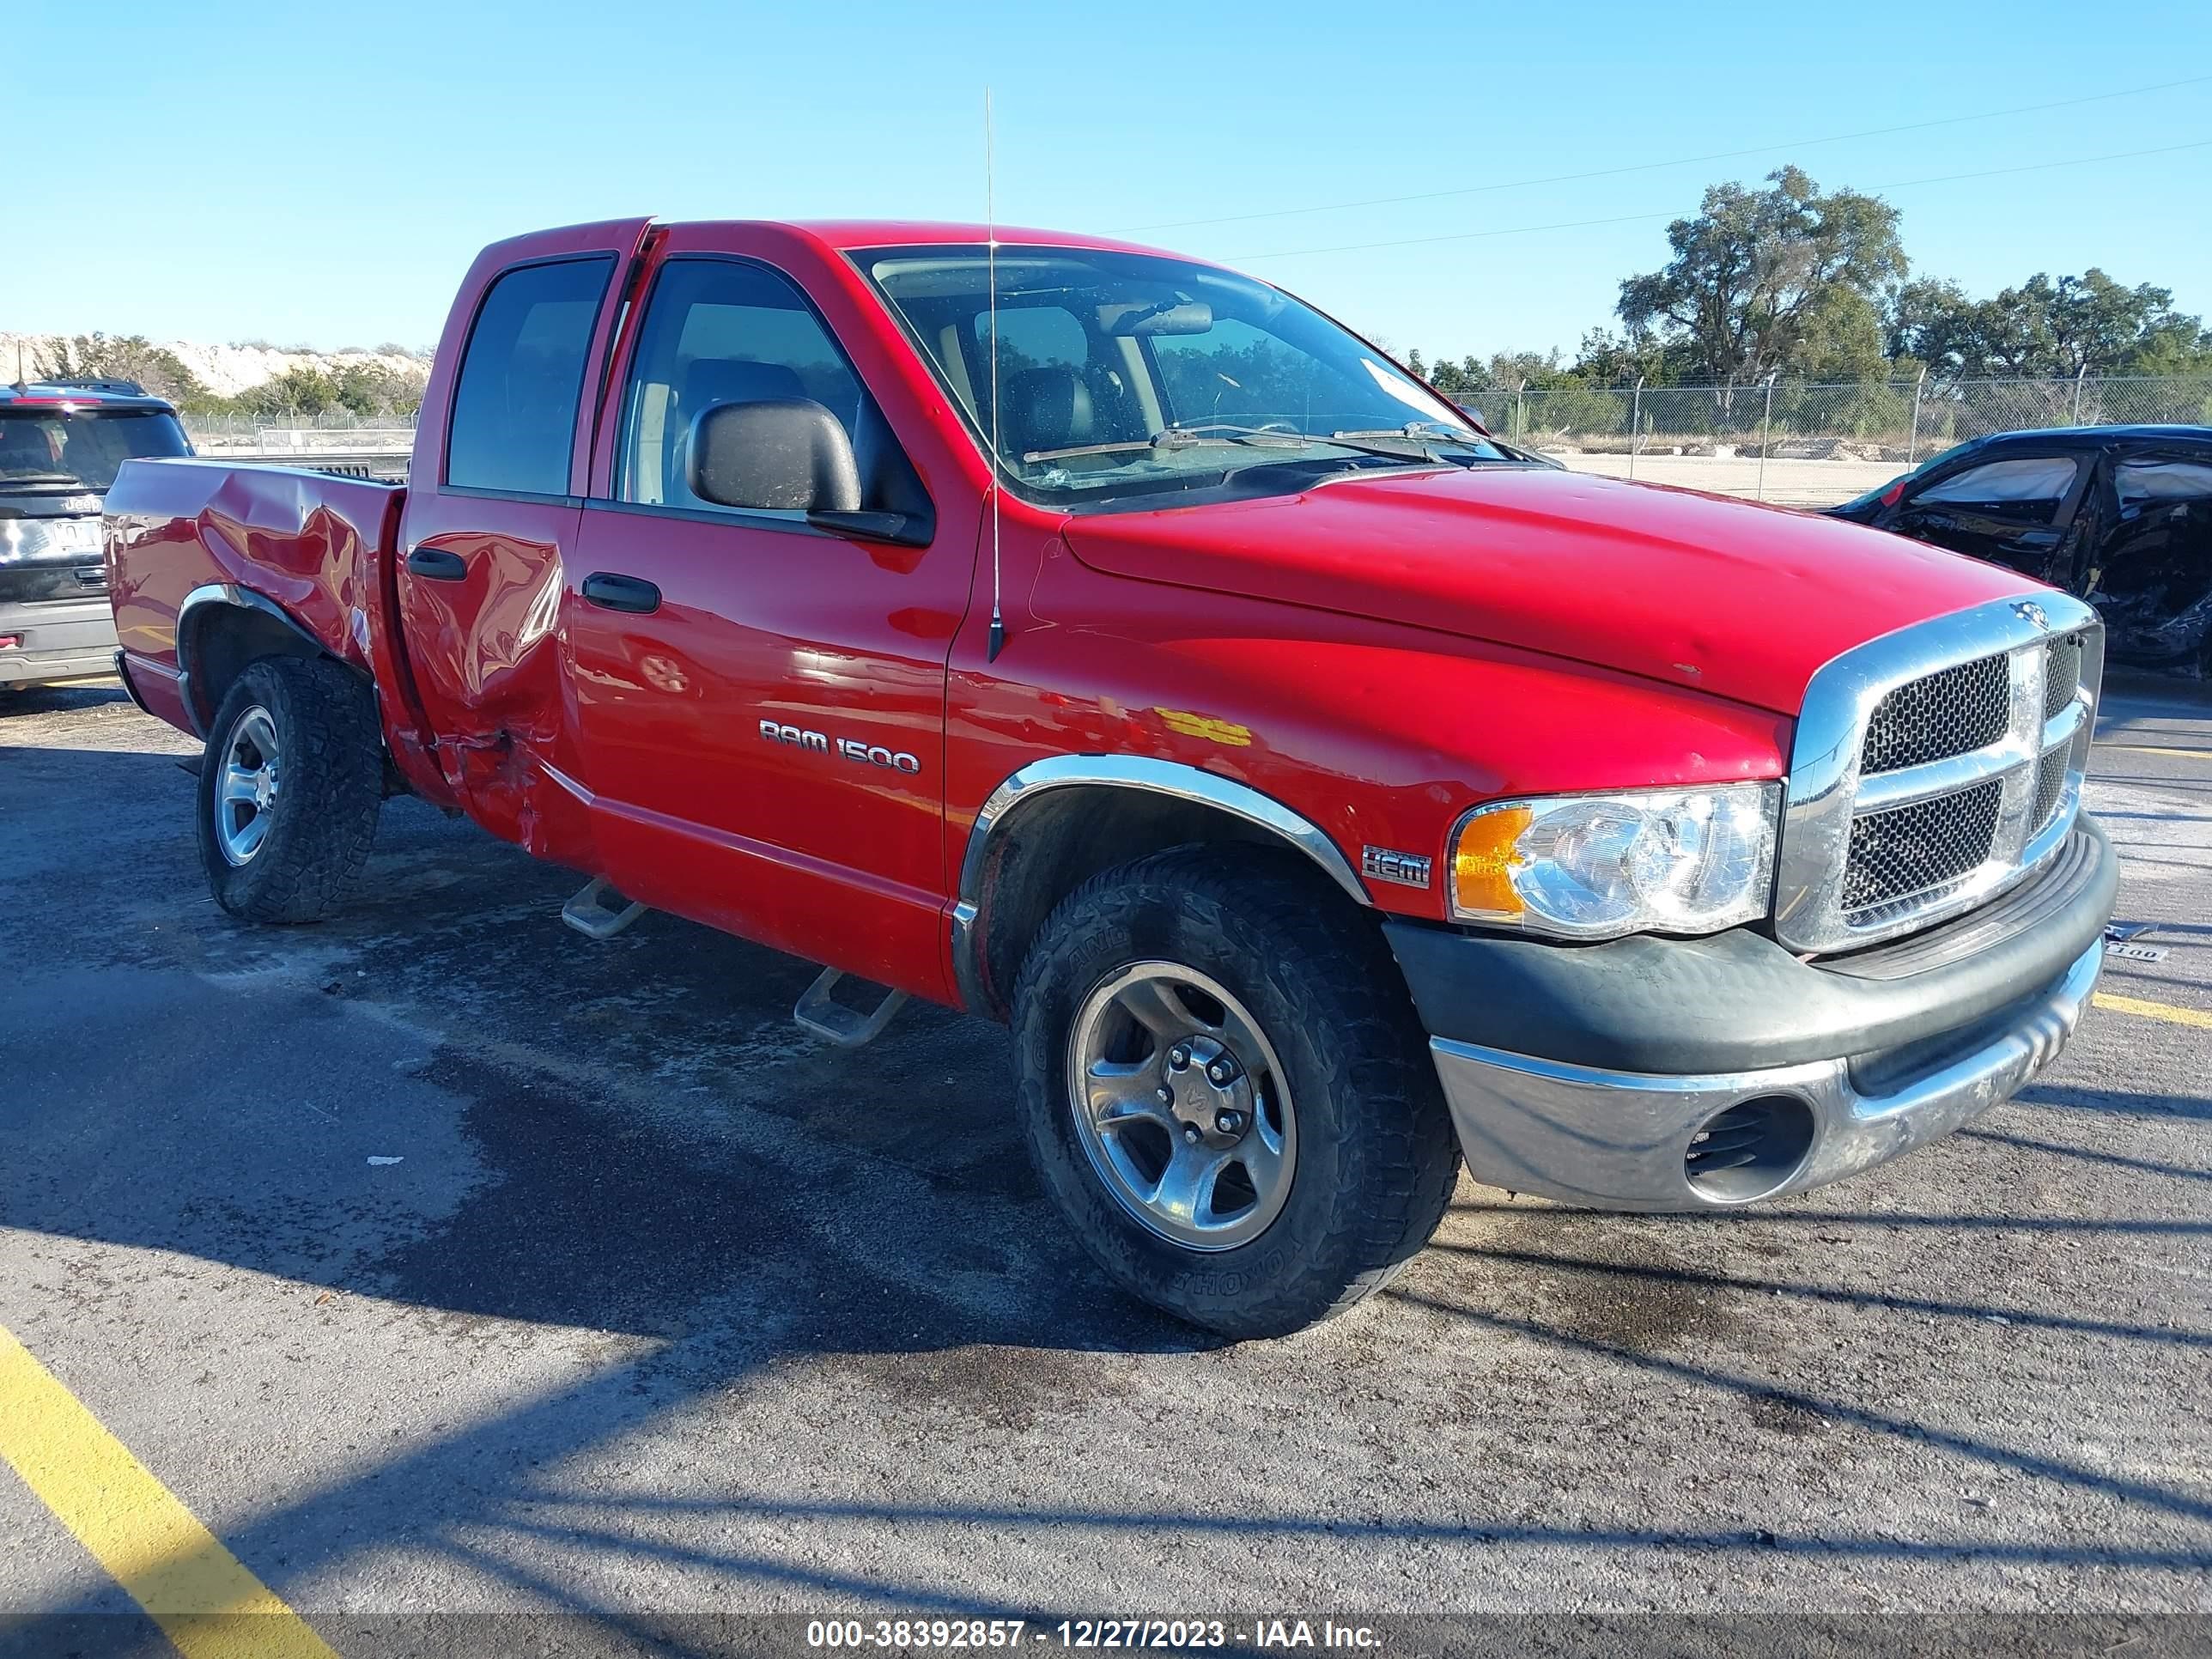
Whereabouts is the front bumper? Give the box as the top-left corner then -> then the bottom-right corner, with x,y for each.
1393,814 -> 2118,1210
0,596 -> 118,686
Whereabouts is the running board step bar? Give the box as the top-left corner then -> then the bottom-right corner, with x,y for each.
562,876 -> 647,940
794,967 -> 908,1048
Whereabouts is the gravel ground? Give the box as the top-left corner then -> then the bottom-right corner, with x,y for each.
1551,453 -> 1900,507
1,676 -> 2207,1653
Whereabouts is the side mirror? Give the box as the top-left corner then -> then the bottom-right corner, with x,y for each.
687,398 -> 861,514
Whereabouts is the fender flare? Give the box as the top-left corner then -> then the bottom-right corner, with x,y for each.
949,754 -> 1371,1014
173,582 -> 333,737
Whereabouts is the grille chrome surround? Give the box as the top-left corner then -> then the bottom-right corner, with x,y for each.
1774,593 -> 2103,954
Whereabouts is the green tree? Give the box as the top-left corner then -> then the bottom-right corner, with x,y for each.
1886,270 -> 2212,382
238,366 -> 341,416
329,360 -> 428,416
34,333 -> 208,404
1883,277 -> 1980,381
1569,328 -> 1688,388
1615,167 -> 1906,399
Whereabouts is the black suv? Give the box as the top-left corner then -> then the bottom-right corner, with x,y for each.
1831,424 -> 2212,676
2,378 -> 191,696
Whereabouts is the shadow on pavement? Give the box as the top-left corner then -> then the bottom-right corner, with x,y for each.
5,736 -> 2210,1643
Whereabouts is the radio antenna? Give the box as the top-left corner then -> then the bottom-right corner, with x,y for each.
984,88 -> 1006,663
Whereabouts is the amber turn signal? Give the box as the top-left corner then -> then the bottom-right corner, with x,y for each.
1450,804 -> 1532,919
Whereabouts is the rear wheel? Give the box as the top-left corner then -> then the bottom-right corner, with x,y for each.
1012,847 -> 1459,1340
196,657 -> 383,922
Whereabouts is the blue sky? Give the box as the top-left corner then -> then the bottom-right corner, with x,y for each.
8,0 -> 2209,362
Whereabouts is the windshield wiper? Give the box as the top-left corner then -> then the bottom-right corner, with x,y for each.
0,471 -> 87,490
1330,422 -> 1492,450
1327,424 -> 1540,469
1023,424 -> 1317,464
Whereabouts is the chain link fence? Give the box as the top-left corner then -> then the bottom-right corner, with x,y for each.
1461,374 -> 2212,505
172,374 -> 2212,506
183,408 -> 419,444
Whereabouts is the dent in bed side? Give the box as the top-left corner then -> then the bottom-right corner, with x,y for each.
105,458 -> 456,806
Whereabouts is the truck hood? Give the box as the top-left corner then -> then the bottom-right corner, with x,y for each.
1060,465 -> 2040,715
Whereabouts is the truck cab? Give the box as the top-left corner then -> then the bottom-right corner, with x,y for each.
2,378 -> 190,693
104,218 -> 2119,1339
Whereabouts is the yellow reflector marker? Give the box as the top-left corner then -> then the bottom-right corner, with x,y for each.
1453,805 -> 1532,917
0,1325 -> 338,1659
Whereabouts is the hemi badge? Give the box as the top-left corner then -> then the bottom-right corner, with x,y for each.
1362,846 -> 1432,889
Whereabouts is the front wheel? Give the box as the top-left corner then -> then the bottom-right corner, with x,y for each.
1012,847 -> 1459,1340
196,657 -> 383,923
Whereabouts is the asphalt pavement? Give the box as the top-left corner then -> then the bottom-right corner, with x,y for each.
1,674 -> 2208,1654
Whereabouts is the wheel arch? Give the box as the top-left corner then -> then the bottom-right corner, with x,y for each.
951,757 -> 1371,1021
176,583 -> 349,737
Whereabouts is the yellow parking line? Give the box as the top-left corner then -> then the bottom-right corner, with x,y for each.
0,1325 -> 337,1659
2096,743 -> 2212,761
2094,992 -> 2212,1030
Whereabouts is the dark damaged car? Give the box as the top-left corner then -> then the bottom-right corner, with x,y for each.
1832,424 -> 2212,676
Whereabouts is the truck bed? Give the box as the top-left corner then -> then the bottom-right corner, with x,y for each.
105,458 -> 414,755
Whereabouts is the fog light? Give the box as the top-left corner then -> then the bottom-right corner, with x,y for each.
1683,1095 -> 1815,1202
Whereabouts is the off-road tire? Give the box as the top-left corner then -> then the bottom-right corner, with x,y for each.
1012,846 -> 1459,1340
197,657 -> 382,923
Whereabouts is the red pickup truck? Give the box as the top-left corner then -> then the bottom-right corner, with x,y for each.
105,217 -> 2118,1338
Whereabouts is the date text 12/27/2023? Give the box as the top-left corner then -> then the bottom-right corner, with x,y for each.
804,1618 -> 1384,1650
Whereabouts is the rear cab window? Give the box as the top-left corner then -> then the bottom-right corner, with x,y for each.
445,257 -> 615,495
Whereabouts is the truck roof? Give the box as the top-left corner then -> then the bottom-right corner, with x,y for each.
502,217 -> 1188,260
769,220 -> 1181,257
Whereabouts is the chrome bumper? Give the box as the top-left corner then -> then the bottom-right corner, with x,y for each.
1431,936 -> 2103,1210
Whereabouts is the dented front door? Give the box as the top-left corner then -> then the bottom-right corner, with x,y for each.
392,220 -> 651,849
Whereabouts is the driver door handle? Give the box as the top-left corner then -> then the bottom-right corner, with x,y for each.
405,546 -> 468,581
581,572 -> 661,614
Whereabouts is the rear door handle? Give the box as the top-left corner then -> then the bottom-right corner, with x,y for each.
581,572 -> 661,614
405,546 -> 468,581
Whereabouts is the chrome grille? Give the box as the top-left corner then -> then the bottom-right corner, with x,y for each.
1862,653 -> 2009,774
2033,744 -> 2071,830
1842,782 -> 2002,911
2044,635 -> 2082,720
1775,595 -> 2104,954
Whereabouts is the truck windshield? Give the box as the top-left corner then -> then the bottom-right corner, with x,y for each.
858,245 -> 1513,508
0,409 -> 191,493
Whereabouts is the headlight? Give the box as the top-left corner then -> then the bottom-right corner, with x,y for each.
1449,782 -> 1780,939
